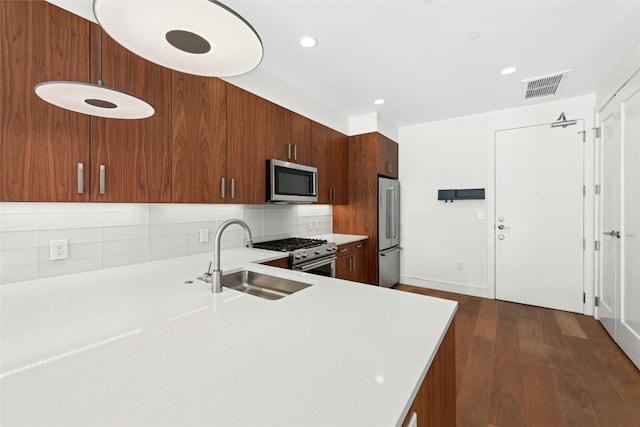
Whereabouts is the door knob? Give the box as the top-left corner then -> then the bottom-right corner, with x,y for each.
602,230 -> 621,239
498,224 -> 509,230
497,234 -> 505,240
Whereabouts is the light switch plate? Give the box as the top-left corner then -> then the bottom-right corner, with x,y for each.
199,228 -> 209,243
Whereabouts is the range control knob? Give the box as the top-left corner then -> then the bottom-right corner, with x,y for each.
301,252 -> 308,258
327,246 -> 336,252
315,250 -> 321,255
294,254 -> 302,260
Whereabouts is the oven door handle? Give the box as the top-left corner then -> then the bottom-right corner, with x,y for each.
296,256 -> 336,271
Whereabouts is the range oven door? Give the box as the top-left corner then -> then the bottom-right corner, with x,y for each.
292,256 -> 336,277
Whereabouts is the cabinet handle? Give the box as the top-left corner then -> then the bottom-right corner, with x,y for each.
356,243 -> 363,249
221,177 -> 225,199
231,178 -> 235,199
352,256 -> 356,271
287,144 -> 292,160
294,144 -> 298,161
77,162 -> 84,194
99,164 -> 106,195
339,248 -> 348,253
387,161 -> 392,174
349,257 -> 353,272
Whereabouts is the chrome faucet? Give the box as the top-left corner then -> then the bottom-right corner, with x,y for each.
199,219 -> 253,293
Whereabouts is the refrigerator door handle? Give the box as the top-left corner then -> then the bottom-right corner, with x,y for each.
380,247 -> 400,256
386,187 -> 394,239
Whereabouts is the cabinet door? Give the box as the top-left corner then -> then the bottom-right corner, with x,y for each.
353,241 -> 368,283
226,85 -> 266,203
265,101 -> 291,162
377,134 -> 399,178
1,1 -> 90,202
311,121 -> 333,204
335,243 -> 355,281
291,112 -> 312,165
172,73 -> 227,203
90,26 -> 172,202
331,129 -> 349,205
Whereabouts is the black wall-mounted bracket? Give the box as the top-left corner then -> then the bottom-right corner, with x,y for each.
438,188 -> 485,203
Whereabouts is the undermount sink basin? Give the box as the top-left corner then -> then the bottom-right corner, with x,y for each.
222,270 -> 312,300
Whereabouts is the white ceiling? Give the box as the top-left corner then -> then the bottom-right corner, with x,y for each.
48,0 -> 640,127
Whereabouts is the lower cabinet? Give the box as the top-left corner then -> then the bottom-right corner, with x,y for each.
335,241 -> 367,282
261,257 -> 289,269
402,319 -> 456,427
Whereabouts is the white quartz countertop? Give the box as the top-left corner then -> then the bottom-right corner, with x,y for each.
312,233 -> 368,245
0,248 -> 456,427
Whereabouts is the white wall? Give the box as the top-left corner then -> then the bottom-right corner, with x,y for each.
0,203 -> 331,285
398,94 -> 596,306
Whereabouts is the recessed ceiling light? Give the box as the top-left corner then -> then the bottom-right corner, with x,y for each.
501,67 -> 517,75
298,36 -> 318,48
374,98 -> 386,105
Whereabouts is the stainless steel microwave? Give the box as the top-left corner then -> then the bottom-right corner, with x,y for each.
267,159 -> 318,203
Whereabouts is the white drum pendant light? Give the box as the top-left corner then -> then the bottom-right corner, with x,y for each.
92,0 -> 263,77
34,29 -> 154,119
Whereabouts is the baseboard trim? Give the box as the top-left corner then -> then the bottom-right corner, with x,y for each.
399,275 -> 490,298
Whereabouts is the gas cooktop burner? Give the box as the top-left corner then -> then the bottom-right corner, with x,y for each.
253,237 -> 328,252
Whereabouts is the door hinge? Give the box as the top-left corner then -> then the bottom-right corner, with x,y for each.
578,131 -> 586,142
594,127 -> 601,139
583,239 -> 586,250
583,292 -> 586,303
583,185 -> 586,196
595,296 -> 600,307
595,184 -> 601,195
595,240 -> 601,251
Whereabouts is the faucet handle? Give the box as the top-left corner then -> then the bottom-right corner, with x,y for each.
197,262 -> 213,283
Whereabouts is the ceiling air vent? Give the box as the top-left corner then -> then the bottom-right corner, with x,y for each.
521,70 -> 570,101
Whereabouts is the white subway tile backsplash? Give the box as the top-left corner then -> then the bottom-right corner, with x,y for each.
38,228 -> 100,246
1,231 -> 38,250
0,203 -> 332,284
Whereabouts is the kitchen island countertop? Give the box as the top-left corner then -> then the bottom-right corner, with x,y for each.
0,248 -> 456,427
312,233 -> 368,245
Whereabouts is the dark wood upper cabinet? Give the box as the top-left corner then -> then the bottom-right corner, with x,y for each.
377,134 -> 399,178
331,129 -> 349,205
311,122 -> 349,205
311,121 -> 333,204
171,73 -> 227,203
290,112 -> 313,165
226,84 -> 266,203
265,101 -> 291,162
1,0 -> 90,202
89,25 -> 172,203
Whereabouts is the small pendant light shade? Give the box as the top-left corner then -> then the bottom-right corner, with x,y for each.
93,0 -> 263,77
34,81 -> 155,119
34,27 -> 154,119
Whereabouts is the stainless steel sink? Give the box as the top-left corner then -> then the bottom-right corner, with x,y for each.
222,270 -> 312,300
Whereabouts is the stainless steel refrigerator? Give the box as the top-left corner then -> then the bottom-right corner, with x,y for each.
378,177 -> 400,287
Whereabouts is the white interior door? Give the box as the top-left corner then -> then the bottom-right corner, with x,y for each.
618,72 -> 640,368
495,121 -> 584,313
598,101 -> 620,338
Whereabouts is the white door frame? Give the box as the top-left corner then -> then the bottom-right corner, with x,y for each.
486,109 -> 596,315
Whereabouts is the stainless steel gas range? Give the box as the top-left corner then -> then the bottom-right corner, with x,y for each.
253,238 -> 337,277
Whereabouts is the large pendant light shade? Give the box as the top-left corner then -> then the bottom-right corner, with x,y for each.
93,0 -> 263,77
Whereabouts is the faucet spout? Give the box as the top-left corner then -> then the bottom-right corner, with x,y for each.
208,219 -> 253,293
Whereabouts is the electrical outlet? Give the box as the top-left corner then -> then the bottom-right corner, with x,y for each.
199,228 -> 209,243
50,239 -> 69,261
477,211 -> 484,220
308,220 -> 314,231
456,259 -> 464,270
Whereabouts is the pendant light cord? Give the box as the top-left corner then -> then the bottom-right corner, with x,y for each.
98,28 -> 104,87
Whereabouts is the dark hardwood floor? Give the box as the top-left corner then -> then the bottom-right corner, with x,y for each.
394,284 -> 640,427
